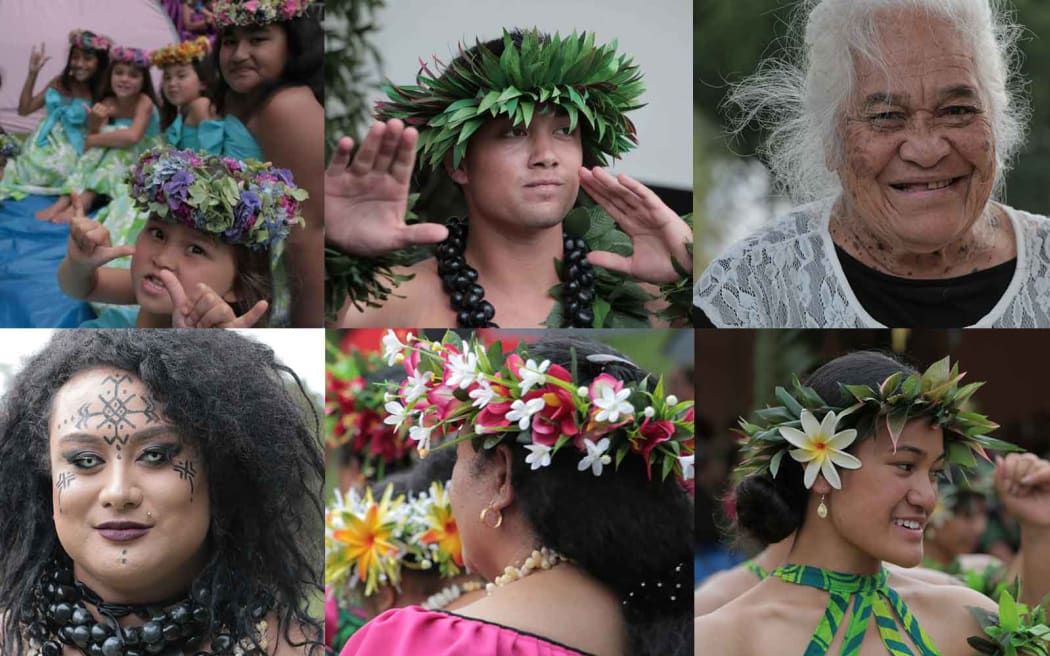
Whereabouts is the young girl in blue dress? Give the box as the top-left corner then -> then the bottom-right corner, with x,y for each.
153,37 -> 216,151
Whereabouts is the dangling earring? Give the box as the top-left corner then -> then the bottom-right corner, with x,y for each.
480,506 -> 503,529
817,495 -> 828,519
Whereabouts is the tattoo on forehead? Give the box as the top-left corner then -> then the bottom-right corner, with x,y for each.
70,374 -> 160,454
173,459 -> 197,500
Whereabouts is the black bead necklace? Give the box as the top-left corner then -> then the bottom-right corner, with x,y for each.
435,217 -> 596,328
24,561 -> 269,656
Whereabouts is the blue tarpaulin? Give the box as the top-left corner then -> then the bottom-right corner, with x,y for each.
0,195 -> 96,327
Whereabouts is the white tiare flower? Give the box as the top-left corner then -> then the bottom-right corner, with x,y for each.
446,351 -> 480,389
577,386 -> 589,398
469,379 -> 497,409
403,370 -> 433,404
409,419 -> 435,452
679,454 -> 695,481
666,395 -> 678,405
593,385 -> 634,423
382,400 -> 408,431
577,438 -> 612,476
506,397 -> 546,431
779,409 -> 862,489
382,330 -> 411,365
643,406 -> 655,418
524,443 -> 553,470
517,359 -> 551,394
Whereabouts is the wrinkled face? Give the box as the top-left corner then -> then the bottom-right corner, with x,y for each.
929,495 -> 988,559
111,62 -> 145,99
448,441 -> 493,578
161,63 -> 204,107
218,24 -> 289,94
69,48 -> 100,82
827,419 -> 945,567
130,218 -> 238,315
837,9 -> 996,252
49,368 -> 210,601
450,109 -> 583,231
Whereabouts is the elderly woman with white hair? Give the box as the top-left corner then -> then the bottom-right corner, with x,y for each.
694,0 -> 1050,328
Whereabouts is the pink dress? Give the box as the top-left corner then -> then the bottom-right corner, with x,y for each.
340,606 -> 594,656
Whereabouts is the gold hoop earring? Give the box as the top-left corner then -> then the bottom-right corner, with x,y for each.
817,495 -> 828,519
479,506 -> 503,529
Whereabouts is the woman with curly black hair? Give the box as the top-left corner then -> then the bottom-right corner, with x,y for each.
0,330 -> 324,655
340,333 -> 695,656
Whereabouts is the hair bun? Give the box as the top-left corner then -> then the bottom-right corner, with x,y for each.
735,473 -> 805,545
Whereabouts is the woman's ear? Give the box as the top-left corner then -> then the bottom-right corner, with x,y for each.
490,443 -> 516,511
375,585 -> 398,614
445,152 -> 468,185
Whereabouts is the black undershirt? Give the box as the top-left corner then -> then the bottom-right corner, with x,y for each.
693,247 -> 1016,328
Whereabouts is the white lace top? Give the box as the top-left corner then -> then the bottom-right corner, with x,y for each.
694,198 -> 1050,327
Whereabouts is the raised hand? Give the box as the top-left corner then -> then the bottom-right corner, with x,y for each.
67,193 -> 135,270
28,42 -> 50,75
579,167 -> 692,285
995,453 -> 1050,529
325,120 -> 448,256
159,270 -> 268,328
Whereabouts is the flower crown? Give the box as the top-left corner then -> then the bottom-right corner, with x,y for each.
129,147 -> 307,250
931,463 -> 995,526
327,342 -> 416,479
735,356 -> 1019,490
68,30 -> 112,53
213,0 -> 314,28
110,46 -> 151,69
325,481 -> 464,598
381,331 -> 694,488
151,37 -> 211,66
375,28 -> 646,170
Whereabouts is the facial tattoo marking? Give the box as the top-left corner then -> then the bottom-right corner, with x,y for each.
56,471 -> 75,513
173,459 -> 197,501
71,374 -> 160,457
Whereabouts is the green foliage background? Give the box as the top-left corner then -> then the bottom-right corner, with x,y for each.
695,1 -> 1050,267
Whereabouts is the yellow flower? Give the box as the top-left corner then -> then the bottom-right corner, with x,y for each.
779,409 -> 861,489
330,487 -> 403,596
418,482 -> 464,569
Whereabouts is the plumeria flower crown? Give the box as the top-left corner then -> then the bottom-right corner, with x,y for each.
110,46 -> 151,70
213,0 -> 314,28
380,331 -> 695,489
68,30 -> 112,54
735,356 -> 1019,491
375,28 -> 646,170
150,37 -> 211,67
129,146 -> 307,250
325,481 -> 464,598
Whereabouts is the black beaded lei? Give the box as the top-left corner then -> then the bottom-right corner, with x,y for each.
436,217 -> 596,328
22,560 -> 272,656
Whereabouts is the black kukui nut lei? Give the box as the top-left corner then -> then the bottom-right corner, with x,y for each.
436,217 -> 596,328
25,560 -> 272,656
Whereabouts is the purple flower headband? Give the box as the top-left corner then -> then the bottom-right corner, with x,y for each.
68,30 -> 112,54
110,46 -> 152,69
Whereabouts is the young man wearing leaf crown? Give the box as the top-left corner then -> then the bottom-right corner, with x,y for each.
326,29 -> 693,328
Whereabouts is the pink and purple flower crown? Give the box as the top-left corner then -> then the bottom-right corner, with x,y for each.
213,0 -> 314,28
129,147 -> 307,250
110,46 -> 151,69
68,30 -> 112,54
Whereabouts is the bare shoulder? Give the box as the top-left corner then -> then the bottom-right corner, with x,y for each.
254,86 -> 321,126
891,572 -> 995,656
694,566 -> 761,616
695,601 -> 748,655
886,563 -> 963,587
959,553 -> 1004,573
185,97 -> 214,124
337,259 -> 451,328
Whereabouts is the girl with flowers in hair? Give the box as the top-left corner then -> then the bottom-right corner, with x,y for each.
342,332 -> 695,656
57,146 -> 306,328
0,30 -> 110,203
41,46 -> 161,224
152,37 -> 217,151
696,351 -> 1050,656
210,0 -> 324,325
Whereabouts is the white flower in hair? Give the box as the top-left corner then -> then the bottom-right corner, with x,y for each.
382,330 -> 410,365
779,409 -> 862,489
446,351 -> 480,389
403,369 -> 432,404
593,382 -> 634,423
409,419 -> 435,452
383,401 -> 408,431
506,397 -> 546,430
469,379 -> 497,409
517,359 -> 551,394
578,438 -> 612,476
524,443 -> 553,470
679,454 -> 694,481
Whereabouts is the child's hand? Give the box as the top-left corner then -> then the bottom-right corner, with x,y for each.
159,270 -> 269,328
28,42 -> 50,75
89,102 -> 113,121
67,193 -> 134,271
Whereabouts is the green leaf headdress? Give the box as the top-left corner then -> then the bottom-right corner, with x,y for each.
735,357 -> 1020,489
375,28 -> 646,170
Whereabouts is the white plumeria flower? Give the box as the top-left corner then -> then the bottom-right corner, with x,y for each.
643,406 -> 655,418
679,454 -> 695,481
446,351 -> 480,389
381,330 -> 411,365
506,397 -> 546,431
409,419 -> 435,452
666,395 -> 678,405
779,409 -> 862,489
403,370 -> 432,404
593,385 -> 634,423
524,443 -> 553,470
383,400 -> 408,431
469,379 -> 497,409
578,438 -> 612,476
517,359 -> 551,394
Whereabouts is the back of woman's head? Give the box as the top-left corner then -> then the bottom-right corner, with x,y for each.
0,330 -> 323,653
480,337 -> 693,656
734,350 -> 919,546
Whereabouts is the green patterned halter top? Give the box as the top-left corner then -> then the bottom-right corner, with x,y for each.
771,564 -> 941,656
